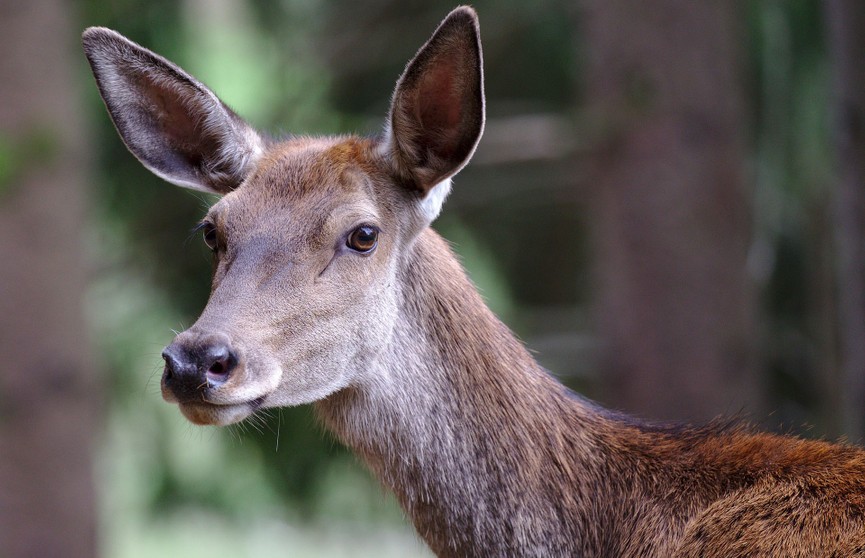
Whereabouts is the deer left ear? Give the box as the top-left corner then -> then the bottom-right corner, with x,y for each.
82,27 -> 264,195
382,6 -> 485,220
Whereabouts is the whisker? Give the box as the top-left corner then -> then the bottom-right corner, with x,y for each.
275,409 -> 282,452
245,411 -> 266,436
227,422 -> 243,443
143,363 -> 163,394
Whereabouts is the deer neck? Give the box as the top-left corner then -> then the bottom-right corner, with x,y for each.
315,228 -> 607,556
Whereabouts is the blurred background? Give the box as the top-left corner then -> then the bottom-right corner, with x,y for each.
1,0 -> 864,556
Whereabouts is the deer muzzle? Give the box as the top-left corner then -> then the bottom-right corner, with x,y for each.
161,331 -> 238,403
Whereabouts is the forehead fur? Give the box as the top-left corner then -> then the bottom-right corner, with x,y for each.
246,136 -> 383,202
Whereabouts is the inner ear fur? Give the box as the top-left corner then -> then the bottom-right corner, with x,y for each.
385,6 -> 485,194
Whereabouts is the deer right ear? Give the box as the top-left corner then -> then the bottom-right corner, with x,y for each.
82,27 -> 264,195
382,7 -> 485,221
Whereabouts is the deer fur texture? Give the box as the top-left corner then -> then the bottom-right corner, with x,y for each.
83,7 -> 865,557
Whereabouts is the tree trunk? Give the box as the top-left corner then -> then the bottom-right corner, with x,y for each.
0,1 -> 99,556
825,0 -> 865,440
581,0 -> 759,422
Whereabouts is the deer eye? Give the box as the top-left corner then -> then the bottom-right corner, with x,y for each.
346,225 -> 378,253
201,222 -> 219,252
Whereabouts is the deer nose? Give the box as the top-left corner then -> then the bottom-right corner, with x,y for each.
161,339 -> 238,401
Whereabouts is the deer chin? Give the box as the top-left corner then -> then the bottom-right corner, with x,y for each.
175,377 -> 349,426
177,397 -> 267,426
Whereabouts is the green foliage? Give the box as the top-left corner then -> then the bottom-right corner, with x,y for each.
0,134 -> 13,197
746,0 -> 837,431
0,127 -> 61,200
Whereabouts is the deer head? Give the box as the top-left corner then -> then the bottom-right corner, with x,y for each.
83,7 -> 484,426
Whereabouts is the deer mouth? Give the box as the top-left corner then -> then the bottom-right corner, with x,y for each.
177,396 -> 267,426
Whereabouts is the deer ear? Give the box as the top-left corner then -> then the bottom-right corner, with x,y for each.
383,6 -> 485,219
82,27 -> 263,195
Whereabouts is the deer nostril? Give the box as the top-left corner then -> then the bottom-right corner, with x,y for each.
204,344 -> 237,386
162,345 -> 183,380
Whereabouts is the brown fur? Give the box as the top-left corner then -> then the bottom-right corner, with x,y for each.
319,231 -> 865,557
83,7 -> 865,557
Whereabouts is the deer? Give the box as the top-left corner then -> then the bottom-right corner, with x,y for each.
82,6 -> 865,557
